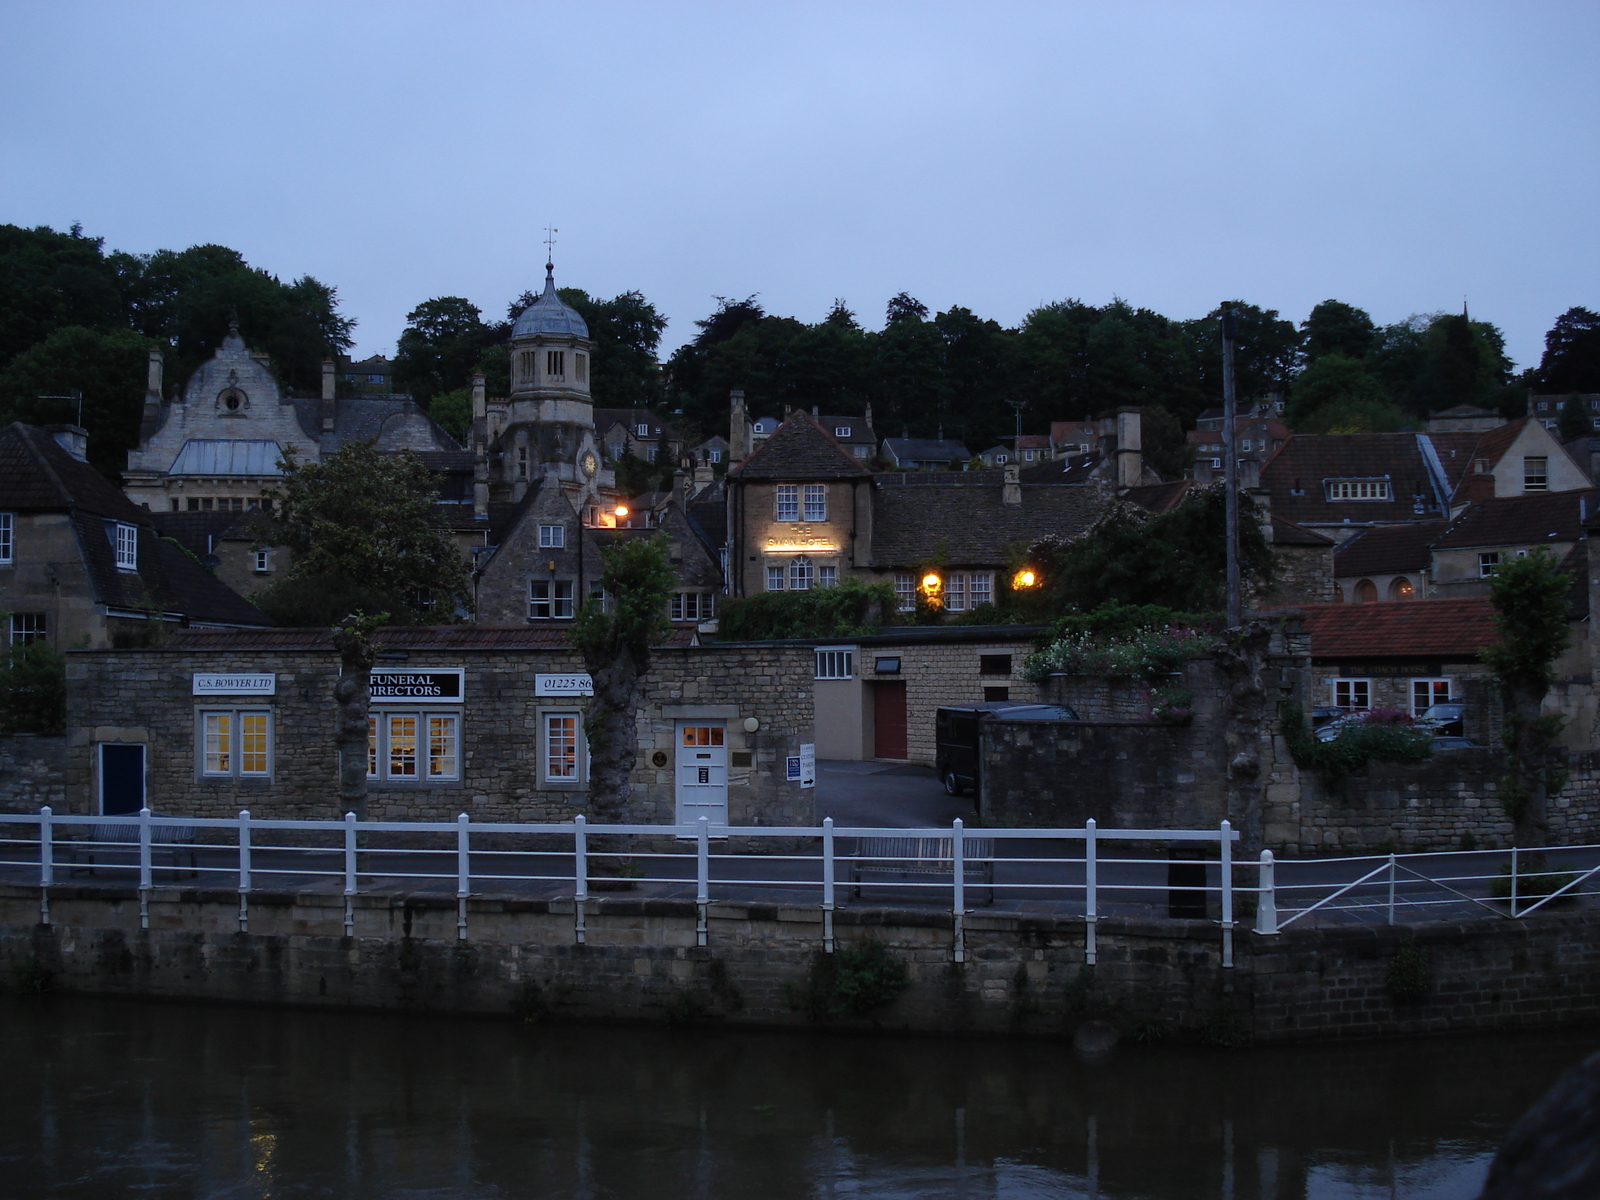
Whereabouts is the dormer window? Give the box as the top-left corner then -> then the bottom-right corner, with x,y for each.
835,426 -> 850,437
1324,479 -> 1391,501
637,423 -> 649,437
115,523 -> 138,570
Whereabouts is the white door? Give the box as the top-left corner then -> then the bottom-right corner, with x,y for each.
674,720 -> 728,830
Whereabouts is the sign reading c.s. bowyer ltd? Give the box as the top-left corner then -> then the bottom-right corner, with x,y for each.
192,674 -> 275,695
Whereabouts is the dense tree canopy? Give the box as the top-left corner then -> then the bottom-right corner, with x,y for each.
1538,307 -> 1600,395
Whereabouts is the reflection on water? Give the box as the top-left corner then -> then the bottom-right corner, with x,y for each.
0,994 -> 1592,1199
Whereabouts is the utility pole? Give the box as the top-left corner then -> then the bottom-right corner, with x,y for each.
1221,306 -> 1241,628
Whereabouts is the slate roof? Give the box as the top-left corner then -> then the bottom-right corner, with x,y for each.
594,409 -> 676,443
1123,481 -> 1196,514
1261,433 -> 1447,526
730,412 -> 871,480
0,422 -> 147,519
1292,598 -> 1498,660
324,397 -> 462,451
1271,516 -> 1336,547
1433,488 -> 1599,550
883,437 -> 969,464
1449,420 -> 1527,505
816,415 -> 876,445
151,511 -> 269,557
1332,522 -> 1445,576
73,512 -> 270,626
869,483 -> 1102,567
1019,454 -> 1101,485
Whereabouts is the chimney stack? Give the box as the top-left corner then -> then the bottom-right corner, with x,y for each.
140,347 -> 164,440
728,389 -> 749,461
1003,462 -> 1021,505
1115,408 -> 1143,490
320,358 -> 336,433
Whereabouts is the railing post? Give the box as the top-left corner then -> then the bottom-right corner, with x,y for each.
696,816 -> 710,947
138,806 -> 152,930
1084,818 -> 1097,966
1510,846 -> 1519,918
343,811 -> 357,936
821,817 -> 835,953
1255,851 -> 1278,935
38,805 -> 52,926
456,812 -> 470,941
952,818 -> 966,964
1387,852 -> 1397,925
237,809 -> 251,933
573,813 -> 587,945
1220,820 -> 1234,968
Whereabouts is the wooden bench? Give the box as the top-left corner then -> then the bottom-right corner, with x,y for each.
847,836 -> 995,905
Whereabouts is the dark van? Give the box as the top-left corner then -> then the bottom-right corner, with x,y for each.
936,702 -> 1079,804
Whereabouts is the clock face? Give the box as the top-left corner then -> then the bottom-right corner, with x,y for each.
580,452 -> 598,477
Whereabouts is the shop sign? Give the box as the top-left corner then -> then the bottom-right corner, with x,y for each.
192,673 -> 275,696
536,672 -> 594,697
369,668 -> 464,703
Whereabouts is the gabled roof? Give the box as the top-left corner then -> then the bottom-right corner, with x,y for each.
1261,433 -> 1446,526
1123,480 -> 1196,513
1332,521 -> 1445,576
816,415 -> 876,445
1271,516 -> 1336,547
1433,488 -> 1599,550
869,484 -> 1101,567
0,423 -> 147,519
1292,598 -> 1498,659
730,412 -> 871,480
883,437 -> 969,462
1449,420 -> 1528,505
1019,453 -> 1101,485
594,409 -> 675,441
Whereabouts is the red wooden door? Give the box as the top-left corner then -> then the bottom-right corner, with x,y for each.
873,681 -> 908,759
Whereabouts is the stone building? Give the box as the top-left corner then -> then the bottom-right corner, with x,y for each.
0,422 -> 269,651
54,627 -> 814,827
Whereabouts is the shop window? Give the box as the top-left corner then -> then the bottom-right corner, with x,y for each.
1333,679 -> 1370,711
529,580 -> 575,619
1411,678 -> 1452,717
199,710 -> 271,777
541,711 -> 586,784
367,712 -> 459,781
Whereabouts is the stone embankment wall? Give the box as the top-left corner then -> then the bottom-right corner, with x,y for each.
0,735 -> 72,812
3,883 -> 1598,1045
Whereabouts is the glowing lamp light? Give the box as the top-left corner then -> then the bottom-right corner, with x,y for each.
614,505 -> 630,517
1013,569 -> 1038,589
921,573 -> 942,591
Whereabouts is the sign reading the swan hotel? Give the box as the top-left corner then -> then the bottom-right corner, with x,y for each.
192,674 -> 275,695
369,668 -> 464,703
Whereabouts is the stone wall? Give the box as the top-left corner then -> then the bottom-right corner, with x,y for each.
0,735 -> 74,814
37,643 -> 814,827
5,882 -> 1599,1046
898,639 -> 1044,765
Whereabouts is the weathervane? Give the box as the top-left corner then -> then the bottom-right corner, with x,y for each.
543,225 -> 558,268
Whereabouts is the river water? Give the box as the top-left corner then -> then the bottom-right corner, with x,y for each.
1,995 -> 1592,1200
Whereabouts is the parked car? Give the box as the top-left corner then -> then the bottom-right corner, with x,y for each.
936,702 -> 1080,803
1414,702 -> 1465,738
1309,705 -> 1344,732
1313,709 -> 1368,743
1431,736 -> 1482,750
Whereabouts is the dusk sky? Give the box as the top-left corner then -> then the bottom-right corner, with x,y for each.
3,1 -> 1596,370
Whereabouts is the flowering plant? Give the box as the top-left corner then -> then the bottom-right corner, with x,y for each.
1024,625 -> 1216,683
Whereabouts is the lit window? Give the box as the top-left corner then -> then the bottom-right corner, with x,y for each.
1524,456 -> 1548,491
776,485 -> 799,522
946,573 -> 967,612
0,512 -> 12,562
115,523 -> 138,569
366,712 -> 458,780
1325,480 -> 1391,501
546,350 -> 565,379
803,484 -> 826,522
199,710 -> 271,778
815,648 -> 853,680
539,524 -> 565,549
529,580 -> 575,619
1333,680 -> 1370,710
9,613 -> 46,644
819,565 -> 837,588
789,555 -> 813,590
1411,679 -> 1452,717
766,566 -> 785,591
545,712 -> 580,780
894,573 -> 915,612
1479,552 -> 1500,578
1389,577 -> 1414,600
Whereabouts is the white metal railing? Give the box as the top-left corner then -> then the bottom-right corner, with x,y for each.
0,809 -> 1243,965
1252,843 -> 1600,933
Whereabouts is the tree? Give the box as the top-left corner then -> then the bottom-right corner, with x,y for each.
0,637 -> 66,734
1558,393 -> 1592,444
1480,549 -> 1573,847
1301,300 -> 1376,363
0,223 -> 131,372
331,612 -> 385,818
257,441 -> 473,626
1538,307 -> 1600,395
559,288 -> 667,409
717,579 -> 898,640
427,387 -> 472,441
569,535 -> 677,822
393,297 -> 488,406
1189,302 -> 1302,402
1287,353 -> 1411,433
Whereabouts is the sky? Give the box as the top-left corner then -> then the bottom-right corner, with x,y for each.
2,1 -> 1597,371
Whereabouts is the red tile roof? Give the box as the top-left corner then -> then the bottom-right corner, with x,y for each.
1290,599 -> 1498,659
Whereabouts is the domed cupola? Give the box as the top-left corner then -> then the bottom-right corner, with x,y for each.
507,260 -> 594,405
512,263 -> 589,339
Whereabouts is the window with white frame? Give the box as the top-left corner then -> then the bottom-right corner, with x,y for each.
200,710 -> 271,778
1479,552 -> 1500,578
1524,456 -> 1549,491
9,613 -> 46,644
1325,480 -> 1391,501
0,511 -> 12,563
529,579 -> 575,619
1024,449 -> 1036,461
946,573 -> 967,612
542,711 -> 585,784
969,572 -> 993,608
115,523 -> 138,569
1411,678 -> 1452,716
671,592 -> 715,621
815,647 -> 853,679
253,549 -> 271,573
1211,458 -> 1222,469
366,712 -> 459,781
894,572 -> 915,612
1334,679 -> 1370,710
539,524 -> 565,548
636,423 -> 650,437
788,555 -> 813,590
775,485 -> 799,522
818,565 -> 837,588
835,426 -> 850,437
709,449 -> 722,463
803,484 -> 826,522
517,446 -> 528,479
546,350 -> 565,379
766,565 -> 785,591
994,453 -> 1008,464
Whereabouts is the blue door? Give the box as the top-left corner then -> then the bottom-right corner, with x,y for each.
99,744 -> 145,815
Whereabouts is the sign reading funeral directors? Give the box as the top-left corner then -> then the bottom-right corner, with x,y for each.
369,668 -> 465,704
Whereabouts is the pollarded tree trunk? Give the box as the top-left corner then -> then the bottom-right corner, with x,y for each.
1210,618 -> 1276,853
1504,690 -> 1559,847
331,615 -> 384,819
583,652 -> 644,823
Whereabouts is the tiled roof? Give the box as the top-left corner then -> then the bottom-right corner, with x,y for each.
883,437 -> 969,462
1261,433 -> 1446,526
1018,454 -> 1100,485
1123,481 -> 1196,514
74,512 -> 270,626
1433,488 -> 1599,550
1449,420 -> 1528,504
1271,516 -> 1336,547
151,511 -> 269,557
730,412 -> 871,480
1292,598 -> 1498,659
869,483 -> 1101,567
0,423 -> 147,519
164,624 -> 698,651
1332,521 -> 1445,575
816,415 -> 876,444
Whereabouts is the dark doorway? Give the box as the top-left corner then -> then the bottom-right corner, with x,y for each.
871,681 -> 907,759
99,744 -> 145,815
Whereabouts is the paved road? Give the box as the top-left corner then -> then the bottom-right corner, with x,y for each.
816,759 -> 974,828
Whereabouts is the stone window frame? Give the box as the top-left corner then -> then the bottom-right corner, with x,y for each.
546,350 -> 566,380
803,484 -> 827,522
537,705 -> 589,789
1411,678 -> 1453,717
539,523 -> 566,549
0,511 -> 11,563
775,484 -> 799,522
529,579 -> 576,620
366,711 -> 460,783
1333,679 -> 1370,711
765,565 -> 785,591
197,708 -> 273,779
9,612 -> 46,644
788,555 -> 813,591
818,565 -> 838,588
